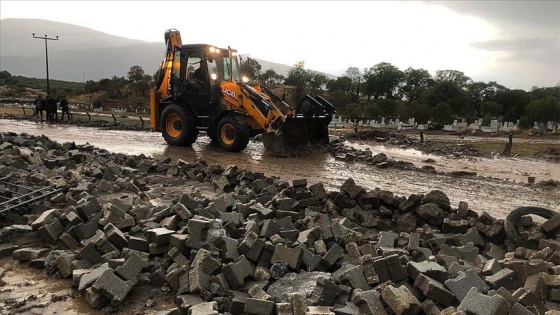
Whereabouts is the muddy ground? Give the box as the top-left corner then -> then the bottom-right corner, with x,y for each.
1,119 -> 558,220
0,120 -> 559,315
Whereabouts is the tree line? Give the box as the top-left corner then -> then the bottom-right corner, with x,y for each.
2,59 -> 559,128
245,60 -> 560,128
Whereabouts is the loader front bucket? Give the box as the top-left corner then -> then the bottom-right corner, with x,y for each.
262,115 -> 332,157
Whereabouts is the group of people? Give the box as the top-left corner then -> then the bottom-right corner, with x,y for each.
33,95 -> 70,124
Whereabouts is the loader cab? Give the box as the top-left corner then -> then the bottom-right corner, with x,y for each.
174,44 -> 241,116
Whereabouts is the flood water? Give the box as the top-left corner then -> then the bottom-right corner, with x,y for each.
1,119 -> 559,219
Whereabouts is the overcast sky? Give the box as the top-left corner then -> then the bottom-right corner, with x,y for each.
1,1 -> 559,90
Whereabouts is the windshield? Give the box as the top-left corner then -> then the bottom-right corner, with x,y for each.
205,47 -> 241,82
223,54 -> 240,82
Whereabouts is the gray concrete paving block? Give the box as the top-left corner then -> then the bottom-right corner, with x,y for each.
382,284 -> 422,315
244,298 -> 275,315
146,227 -> 175,245
92,268 -> 134,304
318,244 -> 344,271
455,228 -> 485,247
191,248 -> 220,275
485,268 -> 517,290
55,253 -> 77,278
78,263 -> 110,291
271,244 -> 303,271
38,217 -> 64,244
223,256 -> 254,289
333,264 -> 370,290
414,274 -> 455,307
407,260 -> 448,283
115,252 -> 148,281
215,235 -> 240,262
445,270 -> 490,302
74,220 -> 99,241
30,209 -> 60,230
310,277 -> 343,306
12,248 -> 48,261
77,197 -> 102,220
457,287 -> 509,315
386,254 -> 407,282
127,236 -> 149,252
352,289 -> 387,315
78,242 -> 104,265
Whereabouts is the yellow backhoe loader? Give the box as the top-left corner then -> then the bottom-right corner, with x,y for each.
150,29 -> 334,156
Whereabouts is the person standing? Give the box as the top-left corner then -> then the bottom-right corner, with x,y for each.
45,95 -> 59,123
33,95 -> 45,124
60,97 -> 70,122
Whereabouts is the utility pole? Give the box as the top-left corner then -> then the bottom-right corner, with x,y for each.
32,33 -> 58,95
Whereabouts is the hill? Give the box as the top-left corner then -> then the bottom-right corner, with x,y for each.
0,18 -> 336,82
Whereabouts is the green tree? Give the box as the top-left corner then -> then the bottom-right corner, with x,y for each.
284,61 -> 312,104
494,89 -> 529,121
323,90 -> 353,111
0,70 -> 12,80
364,99 -> 398,117
259,69 -> 284,86
343,66 -> 362,95
425,81 -> 473,118
526,96 -> 560,125
326,76 -> 353,95
241,58 -> 262,81
467,81 -> 506,115
92,97 -> 104,108
308,71 -> 328,91
435,70 -> 472,88
127,65 -> 145,83
402,67 -> 433,102
84,80 -> 99,95
431,102 -> 453,124
480,101 -> 503,117
362,62 -> 404,100
529,86 -> 560,101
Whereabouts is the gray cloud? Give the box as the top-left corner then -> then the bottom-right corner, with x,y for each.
470,37 -> 559,52
426,1 -> 560,34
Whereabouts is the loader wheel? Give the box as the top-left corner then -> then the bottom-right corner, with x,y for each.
217,116 -> 250,152
161,104 -> 199,146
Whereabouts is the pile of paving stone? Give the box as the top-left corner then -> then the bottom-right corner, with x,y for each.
330,140 -> 417,171
1,132 -> 560,315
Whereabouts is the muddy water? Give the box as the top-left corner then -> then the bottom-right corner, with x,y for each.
345,141 -> 560,184
0,258 -> 99,314
1,119 -> 559,219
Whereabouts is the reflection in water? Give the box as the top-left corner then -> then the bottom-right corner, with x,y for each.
345,140 -> 439,160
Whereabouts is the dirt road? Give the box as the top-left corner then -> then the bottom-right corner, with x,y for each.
1,119 -> 558,219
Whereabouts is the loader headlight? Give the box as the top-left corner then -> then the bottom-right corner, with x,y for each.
242,76 -> 250,83
210,73 -> 218,80
209,47 -> 221,54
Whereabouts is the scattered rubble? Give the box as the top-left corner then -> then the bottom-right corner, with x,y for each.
345,130 -> 487,158
1,132 -> 559,314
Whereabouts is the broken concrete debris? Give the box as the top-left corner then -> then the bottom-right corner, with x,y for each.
1,132 -> 559,314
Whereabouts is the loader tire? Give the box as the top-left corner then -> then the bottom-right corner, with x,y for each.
504,206 -> 558,249
161,104 -> 198,146
217,116 -> 250,152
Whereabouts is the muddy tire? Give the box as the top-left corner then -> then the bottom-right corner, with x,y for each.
161,104 -> 198,146
217,116 -> 250,152
504,206 -> 558,249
